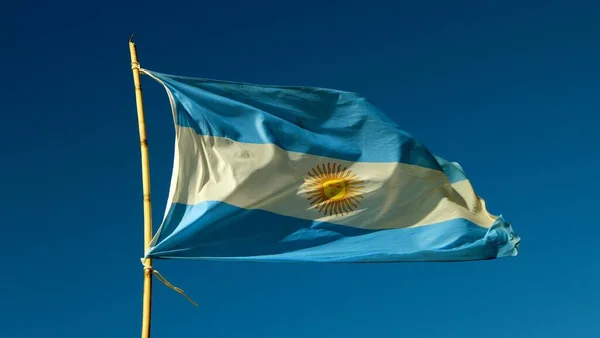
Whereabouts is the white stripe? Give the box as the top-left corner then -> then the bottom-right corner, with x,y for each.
168,125 -> 497,230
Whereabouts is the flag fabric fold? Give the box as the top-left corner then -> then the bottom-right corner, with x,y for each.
141,69 -> 519,262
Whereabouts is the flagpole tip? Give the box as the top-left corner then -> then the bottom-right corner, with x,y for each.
129,34 -> 135,44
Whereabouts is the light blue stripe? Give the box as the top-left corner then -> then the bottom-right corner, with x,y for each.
145,70 -> 467,183
146,201 -> 519,263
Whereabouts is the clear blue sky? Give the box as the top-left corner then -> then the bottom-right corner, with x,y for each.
1,1 -> 598,337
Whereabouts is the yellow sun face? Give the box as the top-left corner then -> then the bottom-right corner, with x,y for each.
303,163 -> 365,217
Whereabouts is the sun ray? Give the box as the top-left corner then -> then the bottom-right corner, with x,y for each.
346,199 -> 358,209
341,201 -> 352,213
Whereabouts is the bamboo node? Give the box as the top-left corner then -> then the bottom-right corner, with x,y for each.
131,61 -> 141,70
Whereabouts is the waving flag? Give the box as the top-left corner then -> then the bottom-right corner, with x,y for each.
141,69 -> 519,262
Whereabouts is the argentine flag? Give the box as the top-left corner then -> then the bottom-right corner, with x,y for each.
142,70 -> 520,262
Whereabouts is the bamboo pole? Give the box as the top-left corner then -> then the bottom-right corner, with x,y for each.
129,35 -> 154,338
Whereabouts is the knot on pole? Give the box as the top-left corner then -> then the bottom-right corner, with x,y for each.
140,258 -> 199,307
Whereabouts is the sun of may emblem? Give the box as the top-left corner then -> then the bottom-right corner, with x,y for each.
303,163 -> 365,217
